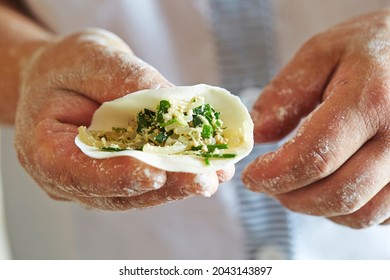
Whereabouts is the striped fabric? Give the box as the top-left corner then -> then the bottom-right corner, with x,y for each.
233,146 -> 293,259
209,0 -> 293,259
209,0 -> 277,94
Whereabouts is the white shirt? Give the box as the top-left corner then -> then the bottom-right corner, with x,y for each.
1,0 -> 390,259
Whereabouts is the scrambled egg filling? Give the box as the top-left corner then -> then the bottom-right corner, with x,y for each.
78,96 -> 236,165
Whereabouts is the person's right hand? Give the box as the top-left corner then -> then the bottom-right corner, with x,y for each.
14,29 -> 234,210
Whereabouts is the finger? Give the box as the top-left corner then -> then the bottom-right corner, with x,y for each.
380,217 -> 390,226
28,172 -> 78,202
36,119 -> 167,197
39,181 -> 73,202
74,171 -> 220,211
328,183 -> 390,228
242,61 -> 381,194
216,165 -> 235,183
16,92 -> 167,197
251,33 -> 342,143
273,135 -> 390,217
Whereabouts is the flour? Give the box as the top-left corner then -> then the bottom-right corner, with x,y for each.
192,172 -> 218,197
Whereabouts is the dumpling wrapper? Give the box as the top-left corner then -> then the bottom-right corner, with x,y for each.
75,84 -> 254,173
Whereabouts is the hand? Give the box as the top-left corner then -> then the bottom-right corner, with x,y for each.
15,29 -> 234,210
242,11 -> 390,228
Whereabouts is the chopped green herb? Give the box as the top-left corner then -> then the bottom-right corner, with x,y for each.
157,100 -> 171,123
193,104 -> 219,125
144,108 -> 156,118
202,153 -> 237,159
154,131 -> 168,143
137,111 -> 153,133
160,118 -> 178,128
200,152 -> 236,165
100,146 -> 125,151
192,115 -> 203,127
201,124 -> 213,139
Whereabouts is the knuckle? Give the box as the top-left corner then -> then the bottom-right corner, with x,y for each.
299,31 -> 336,58
311,151 -> 332,178
301,32 -> 326,50
66,28 -> 129,51
365,85 -> 390,129
327,172 -> 384,218
303,144 -> 338,180
334,189 -> 363,215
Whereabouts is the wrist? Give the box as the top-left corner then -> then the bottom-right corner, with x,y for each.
0,1 -> 55,124
0,38 -> 54,124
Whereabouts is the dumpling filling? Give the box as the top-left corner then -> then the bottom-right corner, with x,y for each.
78,96 -> 236,165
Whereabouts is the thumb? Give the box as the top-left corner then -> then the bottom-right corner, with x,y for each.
252,35 -> 341,143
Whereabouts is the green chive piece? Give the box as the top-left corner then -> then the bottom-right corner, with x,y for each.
100,146 -> 125,152
154,131 -> 168,143
201,124 -> 213,139
157,100 -> 171,123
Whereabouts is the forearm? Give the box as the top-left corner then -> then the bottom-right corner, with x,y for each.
0,0 -> 53,124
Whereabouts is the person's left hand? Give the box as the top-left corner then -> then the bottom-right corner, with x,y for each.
242,10 -> 390,228
14,29 -> 234,211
